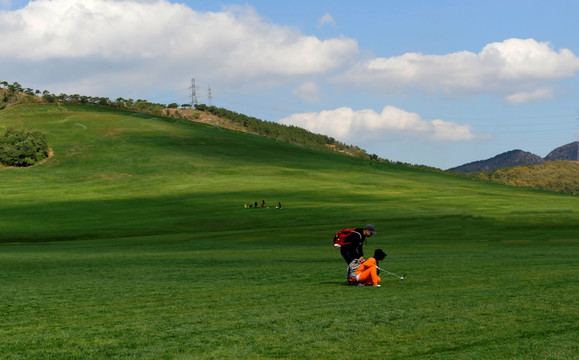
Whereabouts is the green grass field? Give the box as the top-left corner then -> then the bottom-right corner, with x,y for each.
1,104 -> 577,359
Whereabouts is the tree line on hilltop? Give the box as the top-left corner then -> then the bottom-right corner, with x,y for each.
1,81 -> 167,114
191,103 -> 376,159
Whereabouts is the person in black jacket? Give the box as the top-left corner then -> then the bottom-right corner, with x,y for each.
340,224 -> 376,264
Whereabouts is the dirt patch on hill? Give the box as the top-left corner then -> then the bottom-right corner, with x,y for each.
164,108 -> 248,133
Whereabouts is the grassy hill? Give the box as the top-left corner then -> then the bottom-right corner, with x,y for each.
1,103 -> 578,359
468,160 -> 579,195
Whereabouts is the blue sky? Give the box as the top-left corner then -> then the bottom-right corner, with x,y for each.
1,0 -> 578,169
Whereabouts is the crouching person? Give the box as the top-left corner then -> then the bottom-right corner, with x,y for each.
355,249 -> 387,287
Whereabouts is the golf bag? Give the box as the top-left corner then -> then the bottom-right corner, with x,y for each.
347,258 -> 362,280
333,228 -> 361,248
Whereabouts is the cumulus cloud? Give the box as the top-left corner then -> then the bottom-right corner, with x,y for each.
0,0 -> 358,96
279,106 -> 490,143
505,88 -> 554,104
338,38 -> 579,103
293,82 -> 322,103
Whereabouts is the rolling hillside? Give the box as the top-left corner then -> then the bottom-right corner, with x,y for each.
4,82 -> 576,197
1,102 -> 576,242
1,102 -> 578,359
467,160 -> 579,195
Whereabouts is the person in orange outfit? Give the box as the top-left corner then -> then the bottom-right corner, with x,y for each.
355,249 -> 387,287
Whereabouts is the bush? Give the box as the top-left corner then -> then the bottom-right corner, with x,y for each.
0,127 -> 49,167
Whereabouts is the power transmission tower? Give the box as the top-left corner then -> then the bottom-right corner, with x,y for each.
189,78 -> 198,107
208,85 -> 213,106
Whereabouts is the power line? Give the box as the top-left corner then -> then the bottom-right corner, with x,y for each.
421,113 -> 576,121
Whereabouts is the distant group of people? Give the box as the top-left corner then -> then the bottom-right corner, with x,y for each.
244,200 -> 282,209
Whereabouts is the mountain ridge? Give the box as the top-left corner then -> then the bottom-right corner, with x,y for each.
545,141 -> 579,161
448,141 -> 579,173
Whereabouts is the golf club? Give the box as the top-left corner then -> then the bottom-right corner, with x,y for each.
377,266 -> 406,281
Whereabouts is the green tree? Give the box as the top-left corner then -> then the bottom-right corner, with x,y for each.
0,127 -> 49,167
42,90 -> 55,103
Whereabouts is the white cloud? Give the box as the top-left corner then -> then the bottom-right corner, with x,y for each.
317,13 -> 335,28
0,0 -> 358,96
338,38 -> 579,101
505,88 -> 554,104
293,82 -> 322,103
279,106 -> 489,143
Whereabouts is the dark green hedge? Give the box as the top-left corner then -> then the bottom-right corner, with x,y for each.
0,127 -> 49,167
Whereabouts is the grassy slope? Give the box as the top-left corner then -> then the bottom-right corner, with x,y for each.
467,161 -> 579,195
1,104 -> 578,359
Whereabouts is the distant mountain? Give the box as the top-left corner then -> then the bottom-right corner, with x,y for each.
448,141 -> 579,173
544,141 -> 579,161
448,150 -> 545,173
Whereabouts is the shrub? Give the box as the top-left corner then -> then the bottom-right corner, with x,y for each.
0,127 -> 49,167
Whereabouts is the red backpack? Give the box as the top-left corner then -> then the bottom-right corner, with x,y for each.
333,228 -> 361,248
